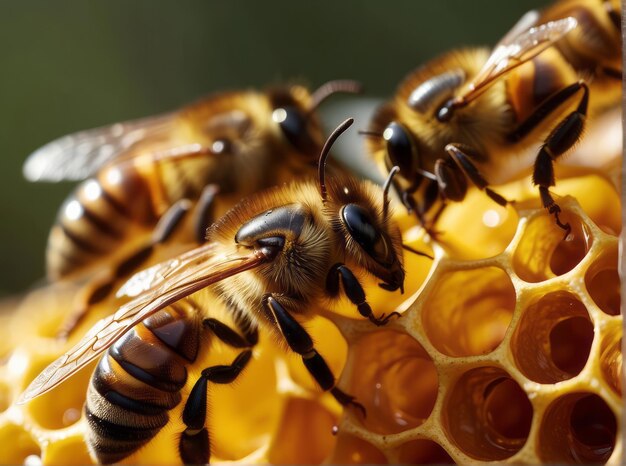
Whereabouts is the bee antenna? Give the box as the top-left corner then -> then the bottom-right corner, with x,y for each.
382,166 -> 400,219
308,80 -> 363,115
402,244 -> 433,260
319,118 -> 354,201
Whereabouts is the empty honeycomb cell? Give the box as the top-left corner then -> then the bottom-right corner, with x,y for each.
26,357 -> 94,429
422,267 -> 515,357
513,211 -> 591,282
599,324 -> 622,397
0,424 -> 41,464
537,392 -> 617,464
511,292 -> 593,384
42,435 -> 92,465
585,244 -> 620,316
396,439 -> 454,464
345,330 -> 438,434
267,397 -> 337,464
442,367 -> 532,461
328,434 -> 388,464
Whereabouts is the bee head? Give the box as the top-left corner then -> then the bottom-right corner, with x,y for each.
269,80 -> 362,159
320,119 -> 405,292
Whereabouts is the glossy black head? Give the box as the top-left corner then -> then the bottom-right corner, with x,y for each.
269,81 -> 362,159
382,121 -> 419,180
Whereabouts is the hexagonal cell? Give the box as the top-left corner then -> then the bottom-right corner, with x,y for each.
0,424 -> 41,464
345,330 -> 438,434
442,367 -> 532,461
513,212 -> 591,282
422,267 -> 515,357
511,292 -> 593,384
599,324 -> 622,397
267,397 -> 337,464
329,434 -> 388,464
585,244 -> 620,316
396,439 -> 454,464
538,393 -> 617,464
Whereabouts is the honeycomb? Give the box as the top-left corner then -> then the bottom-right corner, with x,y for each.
0,170 -> 621,465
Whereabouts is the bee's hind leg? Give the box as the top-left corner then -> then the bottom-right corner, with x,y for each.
263,293 -> 366,417
509,80 -> 590,236
179,350 -> 252,464
57,199 -> 193,340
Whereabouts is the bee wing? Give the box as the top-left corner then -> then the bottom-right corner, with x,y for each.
23,112 -> 176,182
17,245 -> 269,404
457,16 -> 578,104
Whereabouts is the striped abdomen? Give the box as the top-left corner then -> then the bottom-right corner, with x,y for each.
85,305 -> 201,464
46,163 -> 158,280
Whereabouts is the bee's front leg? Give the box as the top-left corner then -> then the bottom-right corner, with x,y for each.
263,294 -> 365,417
326,263 -> 400,326
444,143 -> 510,207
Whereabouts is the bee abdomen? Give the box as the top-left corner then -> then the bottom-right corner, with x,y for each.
86,309 -> 200,463
47,166 -> 156,280
86,356 -> 180,464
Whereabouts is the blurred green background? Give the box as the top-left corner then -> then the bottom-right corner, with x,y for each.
0,0 -> 546,295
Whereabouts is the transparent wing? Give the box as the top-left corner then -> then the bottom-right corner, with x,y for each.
18,244 -> 269,403
456,16 -> 578,105
23,112 -> 176,182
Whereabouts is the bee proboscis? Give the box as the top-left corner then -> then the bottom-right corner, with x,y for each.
19,119 -> 426,464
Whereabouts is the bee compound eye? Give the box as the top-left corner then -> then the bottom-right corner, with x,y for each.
382,122 -> 418,176
272,106 -> 316,156
341,203 -> 397,268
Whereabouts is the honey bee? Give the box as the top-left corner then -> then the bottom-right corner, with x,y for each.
364,0 -> 621,234
19,119 -> 424,464
23,80 -> 362,281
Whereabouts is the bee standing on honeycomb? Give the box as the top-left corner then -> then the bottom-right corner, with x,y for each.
22,80 -> 362,337
364,0 -> 621,235
18,119 -> 430,464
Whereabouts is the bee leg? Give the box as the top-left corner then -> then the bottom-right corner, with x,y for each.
57,200 -> 193,340
179,350 -> 252,464
193,184 -> 220,244
263,294 -> 366,417
511,81 -> 589,234
203,317 -> 258,348
445,143 -> 510,207
326,264 -> 400,326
